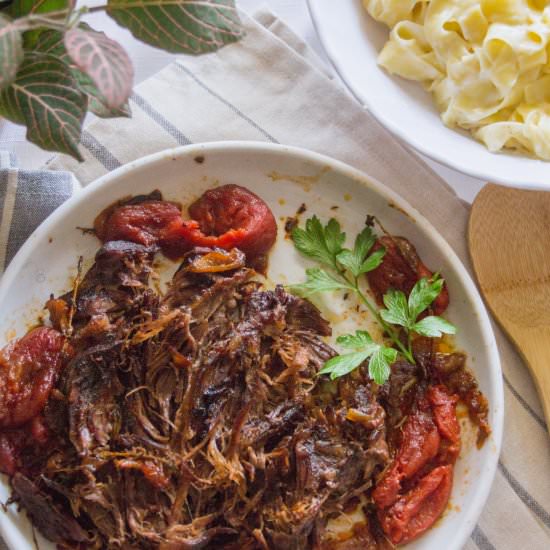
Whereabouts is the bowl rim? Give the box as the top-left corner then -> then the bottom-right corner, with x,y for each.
307,0 -> 550,190
0,141 -> 503,550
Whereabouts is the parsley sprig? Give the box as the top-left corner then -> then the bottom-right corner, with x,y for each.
289,216 -> 456,385
319,331 -> 398,385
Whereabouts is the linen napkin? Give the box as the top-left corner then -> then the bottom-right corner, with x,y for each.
1,7 -> 550,550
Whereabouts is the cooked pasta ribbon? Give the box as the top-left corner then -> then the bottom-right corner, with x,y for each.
363,0 -> 550,159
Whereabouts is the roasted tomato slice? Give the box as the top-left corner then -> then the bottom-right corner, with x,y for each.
373,408 -> 440,509
95,200 -> 182,247
160,184 -> 277,271
428,385 -> 461,464
378,465 -> 453,545
0,327 -> 66,428
367,236 -> 449,315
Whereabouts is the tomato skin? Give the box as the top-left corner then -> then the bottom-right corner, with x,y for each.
428,385 -> 461,464
0,327 -> 65,429
160,185 -> 277,269
373,409 -> 440,509
160,219 -> 247,259
95,200 -> 182,247
367,237 -> 449,315
95,186 -> 278,272
379,465 -> 453,545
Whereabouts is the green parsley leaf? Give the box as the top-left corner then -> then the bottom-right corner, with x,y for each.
289,268 -> 353,297
408,275 -> 444,320
368,346 -> 398,385
359,247 -> 386,275
380,289 -> 410,327
324,218 -> 346,256
335,227 -> 382,278
413,316 -> 457,337
319,351 -> 371,380
291,216 -> 345,268
319,329 -> 397,384
336,330 -> 374,349
354,226 -> 377,264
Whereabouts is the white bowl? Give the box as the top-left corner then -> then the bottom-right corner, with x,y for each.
308,0 -> 550,190
0,142 -> 503,549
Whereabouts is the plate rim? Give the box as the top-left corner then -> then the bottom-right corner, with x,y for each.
307,0 -> 550,190
0,141 -> 503,550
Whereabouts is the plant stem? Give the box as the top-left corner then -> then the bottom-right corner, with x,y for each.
339,269 -> 415,364
407,331 -> 413,363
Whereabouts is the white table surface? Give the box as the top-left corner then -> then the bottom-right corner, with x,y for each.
0,0 -> 486,203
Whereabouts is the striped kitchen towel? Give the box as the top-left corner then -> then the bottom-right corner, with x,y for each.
1,7 -> 550,550
0,152 -> 78,274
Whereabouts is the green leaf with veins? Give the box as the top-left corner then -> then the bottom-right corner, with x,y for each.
0,52 -> 86,159
320,351 -> 372,380
0,14 -> 22,90
35,29 -> 131,118
106,0 -> 244,54
380,276 -> 456,338
9,0 -> 69,17
289,268 -> 353,298
320,329 -> 397,384
412,316 -> 456,337
336,226 -> 380,277
368,346 -> 398,385
9,0 -> 70,49
380,289 -> 410,327
292,215 -> 345,268
408,274 -> 444,321
358,247 -> 385,275
336,330 -> 373,349
324,218 -> 346,256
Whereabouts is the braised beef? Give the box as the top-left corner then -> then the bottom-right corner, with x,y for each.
3,243 -> 487,549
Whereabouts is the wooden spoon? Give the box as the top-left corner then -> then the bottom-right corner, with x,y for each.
469,183 -> 550,429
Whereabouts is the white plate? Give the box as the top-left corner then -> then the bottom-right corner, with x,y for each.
308,0 -> 550,190
0,142 -> 503,549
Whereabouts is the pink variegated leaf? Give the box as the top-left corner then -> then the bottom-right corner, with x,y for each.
64,28 -> 133,109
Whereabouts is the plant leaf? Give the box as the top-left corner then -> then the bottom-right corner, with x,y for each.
368,346 -> 397,385
380,289 -> 410,327
9,0 -> 71,48
289,268 -> 353,298
319,351 -> 370,380
0,52 -> 86,159
324,218 -> 346,256
292,215 -> 345,268
354,226 -> 376,262
335,249 -> 357,276
408,275 -> 444,320
413,316 -> 456,338
9,0 -> 70,16
336,227 -> 381,277
106,0 -> 244,54
0,14 -> 23,89
359,247 -> 386,275
36,28 -> 130,118
336,330 -> 374,350
64,27 -> 133,109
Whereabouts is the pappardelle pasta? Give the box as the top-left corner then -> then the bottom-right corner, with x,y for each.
363,0 -> 550,160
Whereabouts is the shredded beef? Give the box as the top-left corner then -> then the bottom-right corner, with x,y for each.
3,242 -> 487,549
